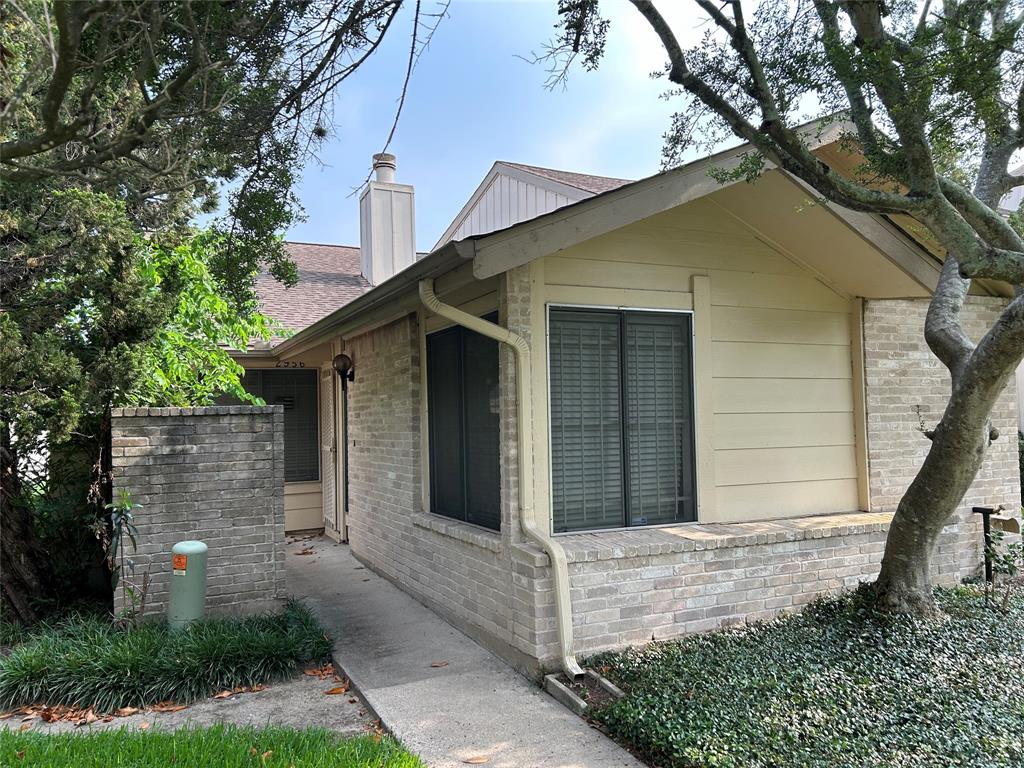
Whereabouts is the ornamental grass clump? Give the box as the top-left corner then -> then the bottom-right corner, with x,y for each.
589,585 -> 1024,768
0,600 -> 331,714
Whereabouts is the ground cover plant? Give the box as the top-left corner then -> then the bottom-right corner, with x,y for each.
0,724 -> 422,768
589,585 -> 1024,768
0,601 -> 331,714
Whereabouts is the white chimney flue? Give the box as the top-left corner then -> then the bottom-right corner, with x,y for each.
359,153 -> 415,286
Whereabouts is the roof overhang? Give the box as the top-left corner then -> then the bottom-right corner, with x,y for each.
464,120 -> 853,280
264,117 -> 1013,358
270,239 -> 474,358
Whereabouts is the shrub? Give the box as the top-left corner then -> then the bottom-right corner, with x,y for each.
589,585 -> 1024,768
0,601 -> 332,713
0,725 -> 423,768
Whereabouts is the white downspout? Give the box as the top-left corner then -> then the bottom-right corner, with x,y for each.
418,278 -> 584,678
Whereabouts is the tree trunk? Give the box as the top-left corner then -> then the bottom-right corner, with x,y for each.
873,426 -> 987,613
0,429 -> 49,624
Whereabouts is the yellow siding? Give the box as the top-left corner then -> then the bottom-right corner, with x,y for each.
285,482 -> 323,531
539,198 -> 862,524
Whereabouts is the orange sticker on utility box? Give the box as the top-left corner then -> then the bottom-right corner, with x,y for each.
172,553 -> 187,572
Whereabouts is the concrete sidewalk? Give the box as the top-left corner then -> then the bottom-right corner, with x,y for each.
287,536 -> 644,768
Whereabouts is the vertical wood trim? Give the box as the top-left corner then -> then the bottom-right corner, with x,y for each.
418,308 -> 431,513
849,298 -> 871,511
529,260 -> 551,537
692,274 -> 717,520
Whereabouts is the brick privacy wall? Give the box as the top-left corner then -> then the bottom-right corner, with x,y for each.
111,406 -> 286,617
344,315 -> 538,667
863,297 -> 1022,576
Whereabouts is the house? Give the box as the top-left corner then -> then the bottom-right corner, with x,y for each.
233,127 -> 1022,675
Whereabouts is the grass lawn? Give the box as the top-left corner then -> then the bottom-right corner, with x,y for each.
0,601 -> 332,713
0,724 -> 423,767
589,585 -> 1024,768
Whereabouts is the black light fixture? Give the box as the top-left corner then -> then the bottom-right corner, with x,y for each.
332,353 -> 355,387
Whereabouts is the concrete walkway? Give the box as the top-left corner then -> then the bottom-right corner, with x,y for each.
288,536 -> 645,768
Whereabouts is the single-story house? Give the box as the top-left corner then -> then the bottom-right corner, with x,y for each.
232,126 -> 1022,675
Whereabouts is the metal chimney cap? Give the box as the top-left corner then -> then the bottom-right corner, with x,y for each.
372,153 -> 397,182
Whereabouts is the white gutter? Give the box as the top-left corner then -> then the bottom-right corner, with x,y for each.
418,278 -> 584,678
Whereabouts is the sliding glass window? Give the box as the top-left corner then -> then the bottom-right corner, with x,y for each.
549,308 -> 697,532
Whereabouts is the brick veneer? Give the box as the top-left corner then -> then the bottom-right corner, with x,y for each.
343,315 -> 542,669
110,406 -> 286,617
326,287 -> 1022,672
863,296 -> 1021,576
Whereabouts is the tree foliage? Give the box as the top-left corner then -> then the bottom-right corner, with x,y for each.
1,0 -> 419,621
551,0 -> 1024,612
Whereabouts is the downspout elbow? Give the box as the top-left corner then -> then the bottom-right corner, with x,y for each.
417,278 -> 583,678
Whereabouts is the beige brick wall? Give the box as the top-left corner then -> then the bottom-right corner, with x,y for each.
344,313 -> 542,669
863,296 -> 1021,575
111,406 -> 287,618
553,514 -> 891,655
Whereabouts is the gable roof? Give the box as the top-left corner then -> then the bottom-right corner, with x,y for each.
433,161 -> 636,249
257,242 -> 369,336
498,162 -> 633,195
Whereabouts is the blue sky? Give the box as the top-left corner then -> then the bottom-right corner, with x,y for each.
287,0 -> 700,251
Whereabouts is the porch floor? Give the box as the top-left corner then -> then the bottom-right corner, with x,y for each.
287,535 -> 644,768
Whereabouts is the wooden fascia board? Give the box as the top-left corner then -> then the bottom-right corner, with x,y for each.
470,119 -> 850,280
471,152 -> 752,279
273,242 -> 470,359
432,163 -> 593,250
776,170 -> 942,294
433,165 -> 504,249
494,163 -> 595,200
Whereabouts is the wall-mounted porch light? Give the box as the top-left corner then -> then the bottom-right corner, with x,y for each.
332,353 -> 355,388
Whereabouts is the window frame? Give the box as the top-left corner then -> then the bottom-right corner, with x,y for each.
424,312 -> 502,533
223,368 -> 321,484
545,303 -> 699,534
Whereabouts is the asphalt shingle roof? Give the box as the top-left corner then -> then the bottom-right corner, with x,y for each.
255,164 -> 634,341
257,242 -> 369,336
500,162 -> 634,195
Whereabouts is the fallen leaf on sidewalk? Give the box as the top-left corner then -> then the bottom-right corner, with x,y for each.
138,721 -> 151,730
430,660 -> 449,668
463,757 -> 489,764
303,663 -> 335,680
151,702 -> 187,713
18,723 -> 30,732
297,548 -> 315,556
324,684 -> 349,695
115,706 -> 141,717
213,690 -> 233,700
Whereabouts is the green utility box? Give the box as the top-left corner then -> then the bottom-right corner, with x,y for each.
168,540 -> 208,630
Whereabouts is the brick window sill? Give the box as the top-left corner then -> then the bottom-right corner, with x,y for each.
555,512 -> 894,564
412,512 -> 503,553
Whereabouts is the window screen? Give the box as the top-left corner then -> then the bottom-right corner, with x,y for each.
223,369 -> 320,483
426,315 -> 501,531
549,308 -> 696,532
